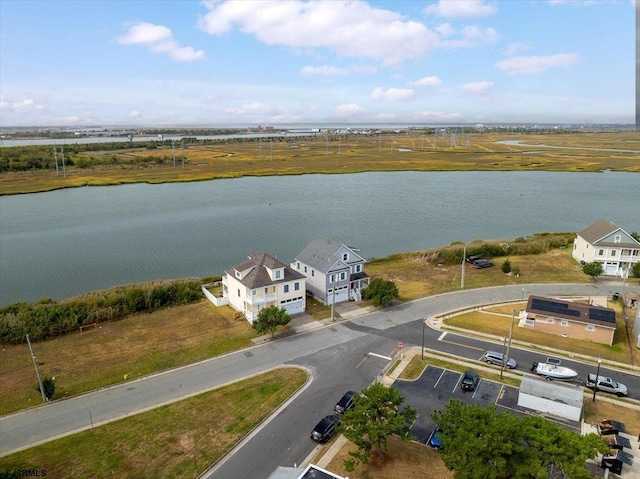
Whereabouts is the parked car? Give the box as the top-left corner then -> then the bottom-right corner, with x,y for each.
585,374 -> 628,397
460,370 -> 480,391
472,259 -> 494,269
481,351 -> 517,369
310,415 -> 341,443
427,426 -> 444,450
334,390 -> 358,414
467,255 -> 481,264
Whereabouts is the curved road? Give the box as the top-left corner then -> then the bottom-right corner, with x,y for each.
1,283 -> 639,477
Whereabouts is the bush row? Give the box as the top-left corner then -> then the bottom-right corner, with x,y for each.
0,279 -> 203,344
413,233 -> 576,265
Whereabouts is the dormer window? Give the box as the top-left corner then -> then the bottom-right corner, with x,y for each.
343,253 -> 348,261
235,270 -> 241,279
275,270 -> 281,279
614,235 -> 621,243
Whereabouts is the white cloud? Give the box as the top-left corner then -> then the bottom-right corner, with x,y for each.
495,53 -> 578,75
129,110 -> 142,118
440,25 -> 498,48
424,0 -> 497,18
371,87 -> 414,102
504,42 -> 532,56
300,64 -> 377,77
435,23 -> 456,37
547,0 -> 611,5
224,102 -> 278,115
118,22 -> 205,62
415,110 -> 464,122
410,76 -> 442,87
199,0 -> 439,65
462,81 -> 494,94
0,93 -> 50,114
332,103 -> 367,118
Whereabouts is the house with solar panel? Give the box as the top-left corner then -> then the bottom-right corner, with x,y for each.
291,237 -> 369,305
572,219 -> 640,276
522,296 -> 617,345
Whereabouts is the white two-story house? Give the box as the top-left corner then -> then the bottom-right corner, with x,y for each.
223,252 -> 306,323
291,237 -> 369,305
572,219 -> 640,276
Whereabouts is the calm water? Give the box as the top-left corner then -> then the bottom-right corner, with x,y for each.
1,171 -> 638,306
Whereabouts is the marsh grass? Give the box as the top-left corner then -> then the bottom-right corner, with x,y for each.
2,132 -> 638,195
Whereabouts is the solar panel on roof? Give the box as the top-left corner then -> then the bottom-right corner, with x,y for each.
531,298 -> 580,317
588,308 -> 616,323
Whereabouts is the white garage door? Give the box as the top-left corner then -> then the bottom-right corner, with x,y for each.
283,300 -> 304,315
604,263 -> 618,276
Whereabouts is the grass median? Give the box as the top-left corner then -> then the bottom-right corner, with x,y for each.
0,367 -> 307,478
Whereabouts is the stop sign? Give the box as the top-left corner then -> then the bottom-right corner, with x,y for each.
398,342 -> 403,349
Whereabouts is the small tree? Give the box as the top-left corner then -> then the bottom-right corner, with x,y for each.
339,383 -> 416,471
501,259 -> 512,274
632,261 -> 640,279
362,278 -> 399,307
582,262 -> 604,281
37,376 -> 55,401
253,306 -> 290,338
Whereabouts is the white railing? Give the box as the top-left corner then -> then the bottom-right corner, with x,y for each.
246,292 -> 278,305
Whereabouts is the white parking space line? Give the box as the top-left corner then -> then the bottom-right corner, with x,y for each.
437,332 -> 448,341
433,370 -> 446,388
472,382 -> 480,398
453,374 -> 462,393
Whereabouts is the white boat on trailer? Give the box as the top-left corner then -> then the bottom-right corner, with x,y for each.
531,359 -> 578,381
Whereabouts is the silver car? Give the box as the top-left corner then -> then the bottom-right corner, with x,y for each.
481,351 -> 517,369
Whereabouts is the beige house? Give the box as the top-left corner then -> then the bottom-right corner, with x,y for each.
572,219 -> 640,276
522,296 -> 616,345
222,252 -> 306,323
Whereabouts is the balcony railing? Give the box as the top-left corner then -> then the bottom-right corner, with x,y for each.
246,292 -> 278,305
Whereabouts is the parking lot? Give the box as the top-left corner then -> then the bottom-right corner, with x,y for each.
394,365 -> 581,444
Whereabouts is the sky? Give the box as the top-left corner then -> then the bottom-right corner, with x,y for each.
0,0 -> 636,127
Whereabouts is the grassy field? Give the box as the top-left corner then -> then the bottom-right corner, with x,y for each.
1,131 -> 638,195
0,301 -> 258,415
0,367 -> 307,479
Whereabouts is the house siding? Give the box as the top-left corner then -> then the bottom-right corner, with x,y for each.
522,314 -> 614,345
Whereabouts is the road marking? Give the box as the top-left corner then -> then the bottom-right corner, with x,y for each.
355,356 -> 369,369
434,370 -> 446,388
439,338 -> 484,351
368,352 -> 393,361
437,332 -> 448,341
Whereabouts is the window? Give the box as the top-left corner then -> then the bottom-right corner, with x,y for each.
343,253 -> 348,261
311,270 -> 315,277
611,250 -> 616,257
546,317 -> 554,324
284,284 -> 289,293
265,287 -> 268,294
560,319 -> 569,326
525,319 -> 535,326
340,272 -> 346,281
355,264 -> 361,273
252,289 -> 256,296
294,282 -> 300,291
297,262 -> 300,269
235,270 -> 241,278
237,289 -> 241,297
598,249 -> 604,256
586,324 -> 595,332
330,274 -> 335,283
275,270 -> 281,279
614,235 -> 621,243
304,266 -> 307,273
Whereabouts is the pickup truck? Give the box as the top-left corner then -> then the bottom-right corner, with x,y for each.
585,374 -> 628,397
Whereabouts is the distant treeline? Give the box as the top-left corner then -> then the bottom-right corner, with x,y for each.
0,279 -> 203,344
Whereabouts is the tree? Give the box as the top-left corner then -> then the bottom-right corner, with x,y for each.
630,231 -> 640,242
253,306 -> 290,338
501,259 -> 512,274
632,261 -> 640,279
582,262 -> 604,281
432,399 -> 608,479
362,278 -> 399,307
339,383 -> 416,471
37,376 -> 55,401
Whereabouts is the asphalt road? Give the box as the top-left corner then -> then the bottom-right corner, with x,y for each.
1,282 -> 638,478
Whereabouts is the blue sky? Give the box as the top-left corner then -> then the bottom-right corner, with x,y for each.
0,0 -> 635,127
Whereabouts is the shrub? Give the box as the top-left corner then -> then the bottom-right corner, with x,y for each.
502,259 -> 512,274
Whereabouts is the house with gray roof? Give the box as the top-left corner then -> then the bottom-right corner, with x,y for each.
572,219 -> 640,276
291,237 -> 369,305
222,252 -> 306,323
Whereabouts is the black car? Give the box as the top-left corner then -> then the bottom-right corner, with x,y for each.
467,255 -> 481,264
460,370 -> 480,391
310,414 -> 341,443
472,259 -> 493,269
334,390 -> 358,414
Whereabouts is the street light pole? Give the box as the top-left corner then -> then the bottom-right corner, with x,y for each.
592,356 -> 602,402
422,319 -> 425,360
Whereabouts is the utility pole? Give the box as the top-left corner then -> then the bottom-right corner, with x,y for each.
501,310 -> 516,381
330,283 -> 336,322
461,244 -> 466,289
53,147 -> 59,176
60,147 -> 67,177
27,334 -> 47,402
